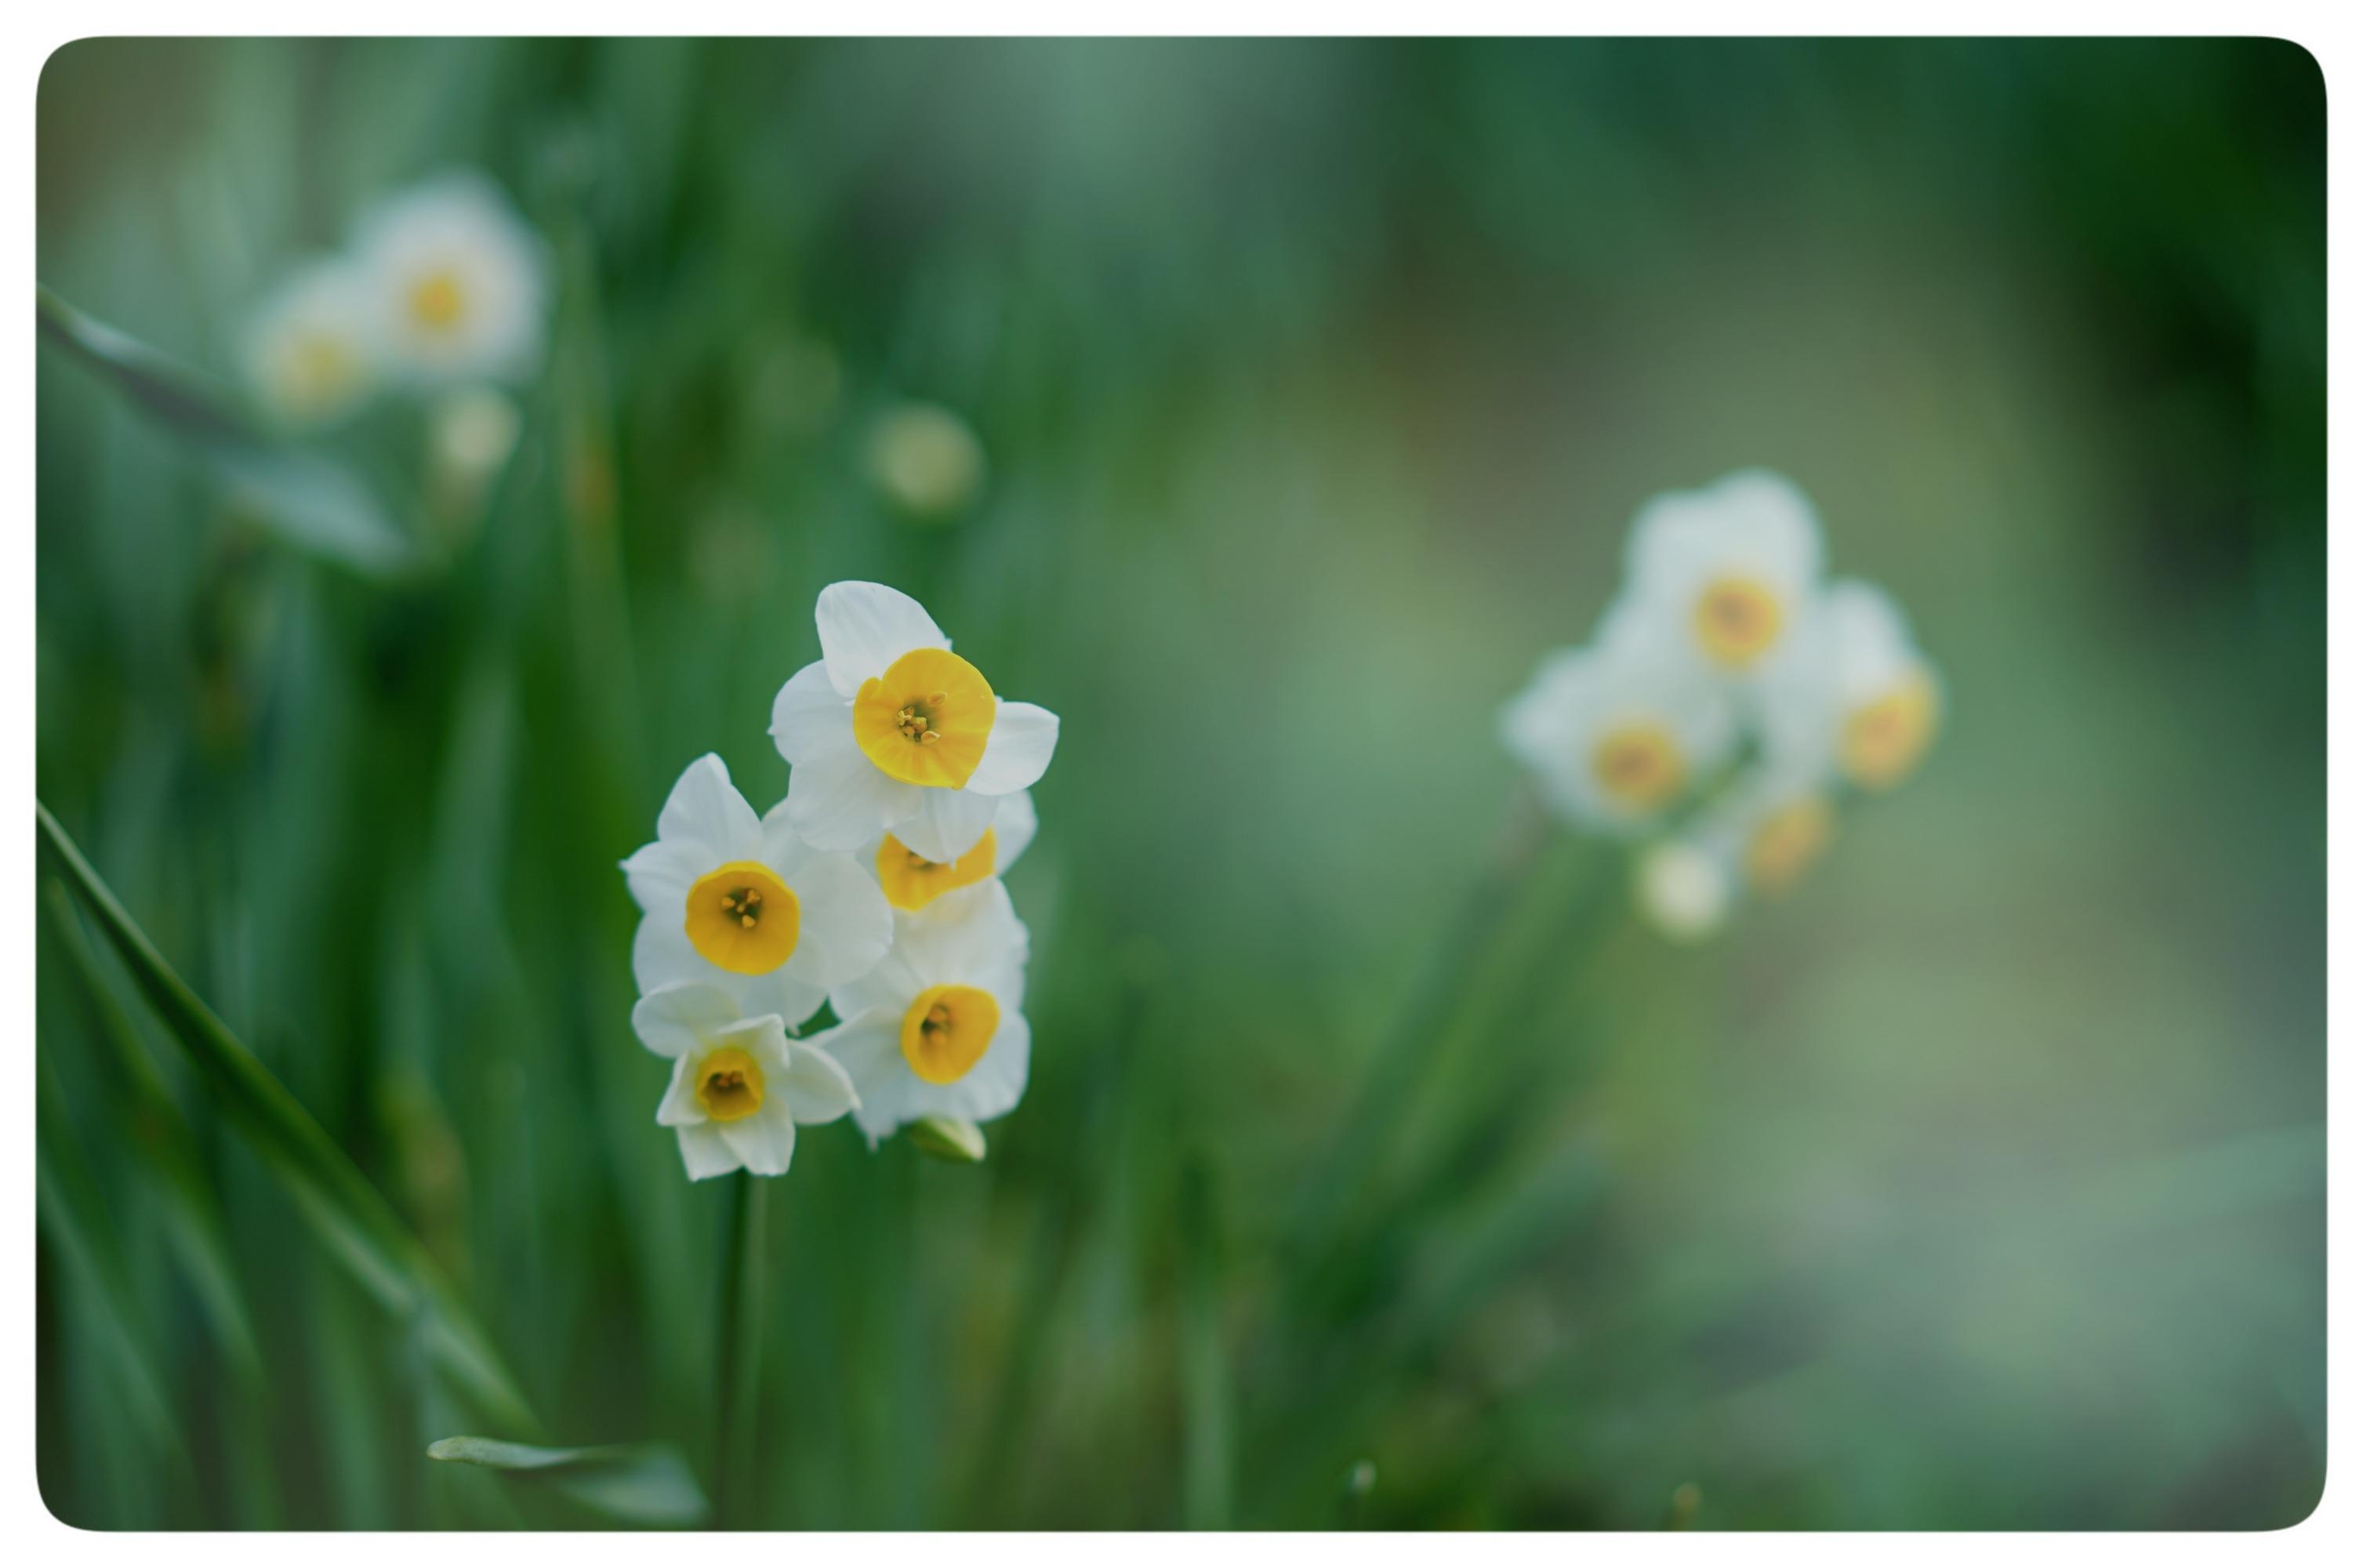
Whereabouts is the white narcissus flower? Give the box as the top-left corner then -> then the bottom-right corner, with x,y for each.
621,754 -> 892,1027
771,583 -> 1059,863
1497,619 -> 1738,835
1634,839 -> 1732,943
351,171 -> 550,387
862,789 -> 1036,914
241,257 -> 381,429
633,982 -> 857,1180
803,880 -> 1031,1145
1821,579 -> 1943,792
1699,767 -> 1839,898
1617,469 -> 1825,679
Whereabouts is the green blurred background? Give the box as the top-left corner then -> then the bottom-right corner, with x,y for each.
34,38 -> 2324,1530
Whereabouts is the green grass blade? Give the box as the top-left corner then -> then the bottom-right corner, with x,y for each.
35,286 -> 425,579
427,1438 -> 710,1527
36,800 -> 544,1441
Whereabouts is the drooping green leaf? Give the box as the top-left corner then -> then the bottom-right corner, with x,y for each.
36,286 -> 425,579
35,800 -> 543,1442
426,1437 -> 709,1527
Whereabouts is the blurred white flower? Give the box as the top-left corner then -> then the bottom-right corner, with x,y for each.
633,981 -> 857,1180
1822,580 -> 1944,792
770,582 -> 1059,862
802,880 -> 1032,1145
1702,769 -> 1838,897
1497,617 -> 1738,835
240,257 -> 380,429
1634,839 -> 1731,942
620,753 -> 891,1026
1614,469 -> 1825,679
352,171 -> 550,387
866,401 -> 985,519
862,789 -> 1036,913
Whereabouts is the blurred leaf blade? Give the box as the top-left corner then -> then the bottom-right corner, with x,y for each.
427,1437 -> 709,1527
35,800 -> 544,1441
36,285 -> 424,579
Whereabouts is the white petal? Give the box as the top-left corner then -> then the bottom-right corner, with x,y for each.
716,967 -> 829,1035
964,701 -> 1059,797
718,1098 -> 798,1176
771,841 -> 894,989
909,1004 -> 1030,1126
895,785 -> 997,864
803,1008 -> 912,1145
617,837 -> 702,917
815,581 -> 949,699
769,659 -> 851,768
780,1040 -> 858,1125
655,1055 -> 704,1126
630,913 -> 707,996
829,942 -> 925,1023
991,790 -> 1038,873
786,727 -> 923,851
898,880 -> 1029,997
677,1123 -> 742,1180
655,753 -> 764,864
631,982 -> 742,1059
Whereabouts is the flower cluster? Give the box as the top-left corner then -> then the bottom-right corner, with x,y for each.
240,170 -> 550,430
621,583 -> 1058,1179
1498,470 -> 1942,939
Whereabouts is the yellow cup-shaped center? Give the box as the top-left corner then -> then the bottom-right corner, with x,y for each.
1591,721 -> 1687,812
409,268 -> 466,332
899,983 -> 1000,1085
876,827 -> 999,912
852,647 -> 996,788
1745,797 -> 1835,894
1693,575 -> 1785,669
694,1045 -> 766,1123
684,862 -> 800,975
1841,673 -> 1939,792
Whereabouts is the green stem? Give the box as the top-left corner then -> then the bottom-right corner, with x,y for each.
710,1172 -> 768,1529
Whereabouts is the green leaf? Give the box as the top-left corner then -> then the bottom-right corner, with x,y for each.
427,1437 -> 709,1527
908,1113 -> 988,1163
36,286 -> 425,579
36,800 -> 544,1442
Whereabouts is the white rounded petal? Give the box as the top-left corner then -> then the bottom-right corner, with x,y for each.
898,880 -> 1029,998
654,1055 -> 703,1126
631,913 -> 708,996
829,943 -> 926,1022
908,1004 -> 1030,1127
655,753 -> 764,865
676,1123 -> 742,1181
631,981 -> 743,1059
713,966 -> 828,1035
769,659 -> 851,768
895,784 -> 998,864
804,1008 -> 913,1145
991,790 -> 1038,873
814,581 -> 949,698
618,837 -> 703,917
786,730 -> 924,851
771,844 -> 893,989
780,1040 -> 858,1125
964,701 -> 1059,797
718,1098 -> 798,1176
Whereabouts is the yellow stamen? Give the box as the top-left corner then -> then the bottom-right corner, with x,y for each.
1590,721 -> 1687,812
853,647 -> 996,788
899,983 -> 1000,1084
1745,797 -> 1835,894
1841,673 -> 1940,792
693,1045 -> 765,1123
1693,575 -> 1785,670
876,828 -> 999,912
408,269 -> 466,332
684,862 -> 801,975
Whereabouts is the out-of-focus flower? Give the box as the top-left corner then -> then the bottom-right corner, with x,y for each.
633,981 -> 857,1180
620,753 -> 891,1025
803,880 -> 1031,1145
1634,839 -> 1731,942
1613,470 -> 1824,679
771,582 -> 1060,862
352,171 -> 550,387
240,257 -> 381,429
1705,773 -> 1838,897
1497,619 -> 1737,835
866,401 -> 985,519
1823,580 -> 1943,792
863,790 -> 1036,913
424,383 -> 521,533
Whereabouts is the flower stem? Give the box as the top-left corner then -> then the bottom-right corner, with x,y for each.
710,1172 -> 768,1529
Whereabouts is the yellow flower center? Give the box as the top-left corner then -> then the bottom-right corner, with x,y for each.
693,1045 -> 765,1123
877,827 -> 999,913
683,862 -> 800,975
408,268 -> 467,332
1591,721 -> 1687,812
1745,797 -> 1835,894
899,983 -> 999,1085
1693,575 -> 1785,669
288,332 -> 360,405
1841,673 -> 1940,792
852,647 -> 996,789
